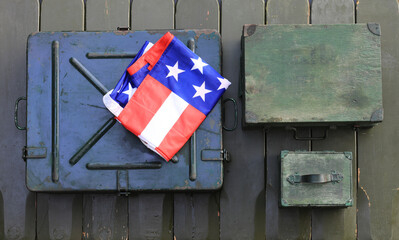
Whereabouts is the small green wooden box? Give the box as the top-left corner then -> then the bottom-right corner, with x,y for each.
280,151 -> 353,207
242,24 -> 383,127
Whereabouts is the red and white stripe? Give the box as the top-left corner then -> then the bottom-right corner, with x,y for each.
117,75 -> 205,161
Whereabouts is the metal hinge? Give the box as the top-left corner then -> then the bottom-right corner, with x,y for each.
201,149 -> 231,162
22,146 -> 47,161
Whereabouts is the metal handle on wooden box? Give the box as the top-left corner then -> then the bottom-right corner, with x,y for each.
287,171 -> 343,185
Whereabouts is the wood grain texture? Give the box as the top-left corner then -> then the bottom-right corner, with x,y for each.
0,0 -> 38,239
310,1 -> 357,238
220,0 -> 265,239
357,0 -> 399,238
311,0 -> 354,24
176,0 -> 219,31
128,3 -> 174,239
311,129 -> 357,239
83,3 -> 129,239
131,0 -> 174,30
267,0 -> 310,24
41,0 -> 84,31
86,0 -> 130,31
265,129 -> 312,239
37,194 -> 83,240
264,1 -> 311,238
37,1 -> 84,238
129,194 -> 173,240
174,1 -> 220,239
82,195 -> 128,239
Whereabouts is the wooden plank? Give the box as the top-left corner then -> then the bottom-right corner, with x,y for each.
265,129 -> 312,239
37,194 -> 83,239
357,0 -> 399,238
0,0 -> 38,239
310,1 -> 357,238
220,0 -> 265,239
176,0 -> 219,31
41,0 -> 84,31
266,0 -> 309,24
311,129 -> 357,239
129,194 -> 173,240
264,1 -> 311,238
86,0 -> 130,31
311,0 -> 354,24
83,2 -> 129,239
37,1 -> 84,239
174,1 -> 220,239
82,194 -> 128,239
131,0 -> 174,30
128,2 -> 174,239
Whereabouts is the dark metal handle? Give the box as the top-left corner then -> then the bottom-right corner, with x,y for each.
222,98 -> 238,131
287,171 -> 343,185
288,127 -> 328,141
14,97 -> 27,130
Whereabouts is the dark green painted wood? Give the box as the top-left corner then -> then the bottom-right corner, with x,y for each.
243,24 -> 382,127
131,0 -> 174,30
311,0 -> 354,24
311,129 -> 357,239
86,0 -> 130,31
82,195 -> 128,239
358,0 -> 399,238
220,1 -> 265,239
128,2 -> 174,239
265,2 -> 311,238
266,129 -> 312,239
37,1 -> 84,238
266,0 -> 310,24
37,194 -> 83,239
310,2 -> 357,239
129,194 -> 173,240
174,1 -> 220,239
83,5 -> 129,239
0,0 -> 38,239
41,0 -> 84,31
176,0 -> 219,31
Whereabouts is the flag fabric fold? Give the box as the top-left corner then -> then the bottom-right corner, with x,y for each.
103,32 -> 231,161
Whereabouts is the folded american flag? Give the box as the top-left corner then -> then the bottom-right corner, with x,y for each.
103,32 -> 231,161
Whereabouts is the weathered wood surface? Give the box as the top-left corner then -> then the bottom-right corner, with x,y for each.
38,1 -> 85,239
129,1 -> 174,239
220,0 -> 265,239
358,0 -> 399,238
310,1 -> 358,239
266,0 -> 309,24
264,1 -> 312,238
86,0 -> 130,31
175,1 -> 220,239
83,2 -> 129,239
311,0 -> 354,24
131,0 -> 174,30
41,0 -> 84,31
0,0 -> 38,239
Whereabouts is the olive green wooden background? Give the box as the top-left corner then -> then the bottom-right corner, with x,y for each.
0,0 -> 398,239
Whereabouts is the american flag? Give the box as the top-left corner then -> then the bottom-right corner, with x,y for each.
103,32 -> 230,161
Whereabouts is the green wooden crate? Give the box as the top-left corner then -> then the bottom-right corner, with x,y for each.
242,24 -> 382,127
280,151 -> 353,207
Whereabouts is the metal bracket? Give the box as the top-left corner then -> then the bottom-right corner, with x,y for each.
287,171 -> 343,185
117,170 -> 130,196
287,127 -> 329,141
22,147 -> 47,161
201,149 -> 231,162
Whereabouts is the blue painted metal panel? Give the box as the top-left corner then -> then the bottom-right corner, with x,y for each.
26,30 -> 223,192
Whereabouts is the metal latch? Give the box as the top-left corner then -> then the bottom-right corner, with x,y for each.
117,170 -> 130,196
22,147 -> 47,161
201,149 -> 231,162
